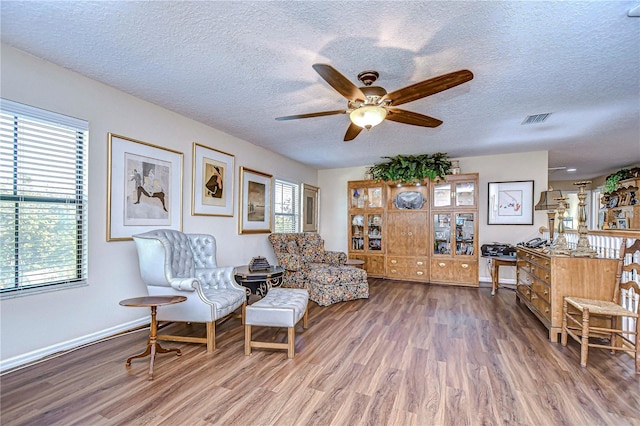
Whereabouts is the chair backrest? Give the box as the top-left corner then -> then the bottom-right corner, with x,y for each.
133,229 -> 197,287
616,238 -> 640,314
268,232 -> 327,264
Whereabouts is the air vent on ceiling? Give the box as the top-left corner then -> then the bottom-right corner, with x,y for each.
522,113 -> 552,125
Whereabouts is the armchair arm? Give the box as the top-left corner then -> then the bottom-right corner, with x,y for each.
196,265 -> 244,291
322,250 -> 346,266
168,278 -> 198,291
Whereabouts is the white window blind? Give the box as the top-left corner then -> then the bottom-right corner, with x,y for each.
0,99 -> 89,297
274,179 -> 299,233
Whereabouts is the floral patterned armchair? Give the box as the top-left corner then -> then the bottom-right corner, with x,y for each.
268,232 -> 369,306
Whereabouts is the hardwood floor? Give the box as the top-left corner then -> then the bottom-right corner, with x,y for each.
2,279 -> 639,425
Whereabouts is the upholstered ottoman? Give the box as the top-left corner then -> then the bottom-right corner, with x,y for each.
244,288 -> 309,358
307,265 -> 369,307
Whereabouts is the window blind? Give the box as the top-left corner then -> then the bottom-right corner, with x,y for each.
274,179 -> 299,233
0,99 -> 89,297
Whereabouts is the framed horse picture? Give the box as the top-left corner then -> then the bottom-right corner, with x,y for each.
107,133 -> 183,241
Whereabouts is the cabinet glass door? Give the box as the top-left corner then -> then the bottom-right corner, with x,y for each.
455,182 -> 475,207
368,213 -> 383,251
433,183 -> 452,207
366,187 -> 384,208
455,212 -> 475,255
350,214 -> 365,250
350,187 -> 366,208
433,213 -> 451,254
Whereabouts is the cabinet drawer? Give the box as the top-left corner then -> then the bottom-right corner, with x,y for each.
530,254 -> 551,269
530,265 -> 550,284
455,260 -> 477,284
517,284 -> 532,302
386,266 -> 428,281
532,294 -> 551,322
531,278 -> 550,303
430,259 -> 453,282
387,257 -> 427,269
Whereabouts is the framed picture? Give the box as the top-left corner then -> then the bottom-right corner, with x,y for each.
617,218 -> 629,229
107,133 -> 183,241
302,184 -> 319,232
238,167 -> 273,234
191,142 -> 234,216
488,180 -> 534,225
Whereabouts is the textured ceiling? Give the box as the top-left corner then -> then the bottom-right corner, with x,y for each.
1,1 -> 639,180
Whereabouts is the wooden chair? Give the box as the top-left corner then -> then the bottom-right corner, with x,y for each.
561,238 -> 639,374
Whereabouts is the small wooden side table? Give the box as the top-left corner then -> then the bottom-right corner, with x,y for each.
484,256 -> 517,296
345,259 -> 365,269
119,295 -> 187,380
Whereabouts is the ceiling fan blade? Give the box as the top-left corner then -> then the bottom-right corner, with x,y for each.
344,122 -> 363,141
312,64 -> 366,102
275,109 -> 346,121
383,70 -> 473,106
385,108 -> 443,127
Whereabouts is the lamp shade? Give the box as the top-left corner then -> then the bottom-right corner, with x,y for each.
535,189 -> 563,211
350,106 -> 387,129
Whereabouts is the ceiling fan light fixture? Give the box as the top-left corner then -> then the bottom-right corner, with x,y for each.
350,105 -> 387,129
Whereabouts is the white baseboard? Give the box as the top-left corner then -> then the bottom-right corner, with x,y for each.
0,317 -> 149,374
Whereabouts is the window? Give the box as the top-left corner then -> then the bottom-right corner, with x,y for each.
0,99 -> 89,297
274,179 -> 299,233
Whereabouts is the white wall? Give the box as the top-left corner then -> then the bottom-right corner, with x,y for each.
0,45 -> 317,368
318,151 -> 549,283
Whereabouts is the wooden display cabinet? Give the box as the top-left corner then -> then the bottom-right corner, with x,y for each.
346,173 -> 479,285
430,174 -> 479,286
347,181 -> 385,277
385,184 -> 430,282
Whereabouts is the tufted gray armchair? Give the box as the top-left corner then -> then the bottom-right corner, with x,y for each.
132,229 -> 246,352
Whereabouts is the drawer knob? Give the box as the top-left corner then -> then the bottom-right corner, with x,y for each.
390,269 -> 397,273
408,232 -> 413,236
416,261 -> 424,266
438,262 -> 446,267
391,259 -> 397,264
461,263 -> 469,269
544,290 -> 548,295
416,271 -> 424,276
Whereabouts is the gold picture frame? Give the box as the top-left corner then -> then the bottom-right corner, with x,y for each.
302,184 -> 319,232
107,133 -> 183,241
238,167 -> 273,234
191,142 -> 235,216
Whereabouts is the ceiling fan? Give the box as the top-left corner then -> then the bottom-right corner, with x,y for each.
276,64 -> 473,141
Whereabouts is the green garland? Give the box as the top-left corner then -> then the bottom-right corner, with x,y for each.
368,152 -> 452,184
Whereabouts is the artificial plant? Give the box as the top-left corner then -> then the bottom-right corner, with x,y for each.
368,152 -> 452,184
604,168 -> 633,194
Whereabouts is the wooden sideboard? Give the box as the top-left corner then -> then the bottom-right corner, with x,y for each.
515,246 -> 619,342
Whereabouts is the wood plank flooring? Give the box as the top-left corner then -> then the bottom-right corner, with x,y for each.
2,279 -> 639,425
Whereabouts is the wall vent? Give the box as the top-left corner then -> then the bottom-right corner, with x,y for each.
522,113 -> 552,125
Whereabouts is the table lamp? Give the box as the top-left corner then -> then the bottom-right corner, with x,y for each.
535,188 -> 563,243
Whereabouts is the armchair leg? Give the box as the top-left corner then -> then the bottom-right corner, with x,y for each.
242,300 -> 246,325
303,304 -> 309,329
206,321 -> 216,353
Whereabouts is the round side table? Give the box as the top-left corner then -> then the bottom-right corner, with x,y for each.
119,295 -> 186,380
345,259 -> 365,269
234,265 -> 285,301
